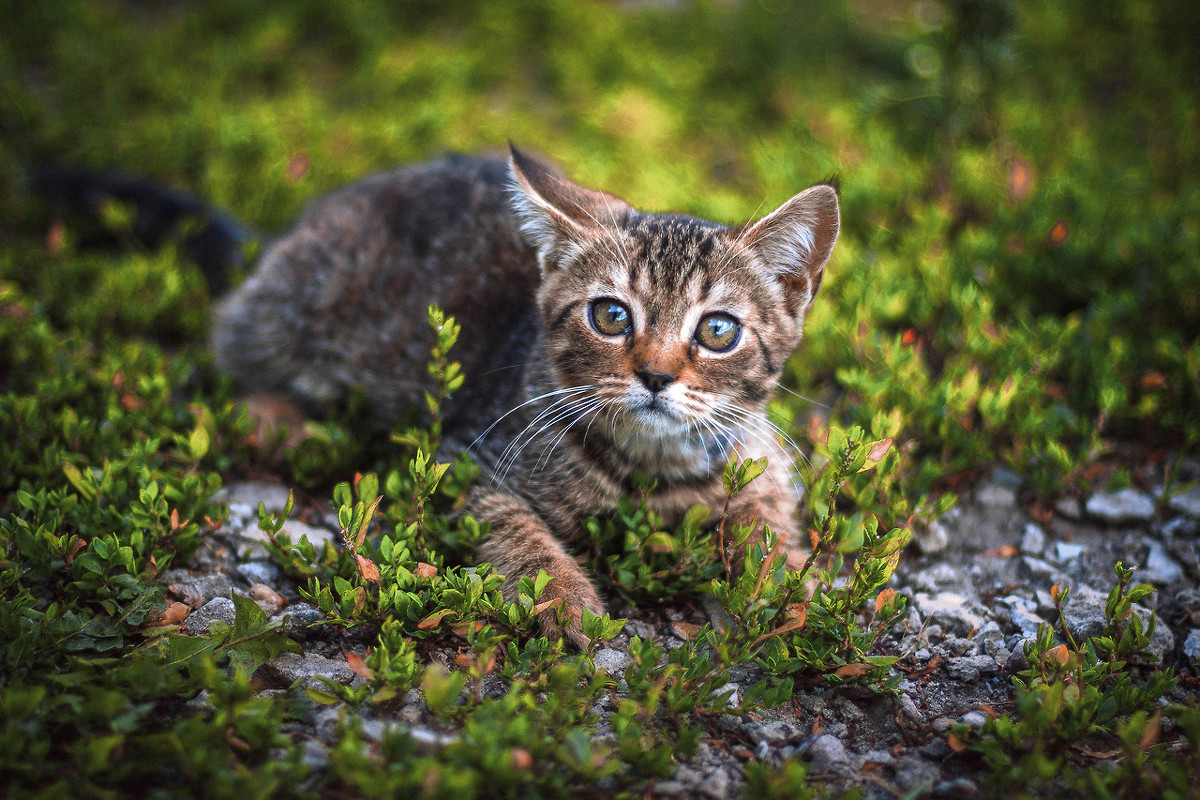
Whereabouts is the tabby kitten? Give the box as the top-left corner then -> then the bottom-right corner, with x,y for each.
213,147 -> 839,647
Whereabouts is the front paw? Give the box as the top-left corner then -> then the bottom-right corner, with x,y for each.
534,580 -> 604,650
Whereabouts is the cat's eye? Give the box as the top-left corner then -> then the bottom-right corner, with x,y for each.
589,299 -> 632,337
695,312 -> 741,352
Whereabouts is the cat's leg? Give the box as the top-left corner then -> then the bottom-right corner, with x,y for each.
472,491 -> 603,649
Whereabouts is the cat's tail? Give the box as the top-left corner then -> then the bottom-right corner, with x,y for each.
30,164 -> 257,295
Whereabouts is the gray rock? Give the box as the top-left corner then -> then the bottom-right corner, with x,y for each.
1020,556 -> 1057,581
169,573 -> 233,608
1086,488 -> 1156,524
215,481 -> 293,518
259,652 -> 355,690
747,720 -> 799,747
917,738 -> 951,759
714,681 -> 740,709
1141,541 -> 1184,584
237,561 -> 281,586
1053,542 -> 1087,563
915,519 -> 951,553
960,710 -> 989,730
1005,644 -> 1031,672
1183,629 -> 1200,669
911,563 -> 965,592
300,739 -> 329,771
1060,584 -> 1175,663
1168,488 -> 1200,519
1054,496 -> 1083,520
804,734 -> 849,774
976,483 -> 1018,508
1020,523 -> 1046,554
933,779 -> 979,798
913,592 -> 984,636
894,756 -> 941,793
273,603 -> 325,639
946,655 -> 999,682
592,647 -> 632,675
234,519 -> 338,559
186,597 -> 237,632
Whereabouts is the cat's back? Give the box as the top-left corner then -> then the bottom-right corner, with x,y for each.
213,153 -> 539,423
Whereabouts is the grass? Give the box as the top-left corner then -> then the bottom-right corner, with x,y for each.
1,0 -> 1198,797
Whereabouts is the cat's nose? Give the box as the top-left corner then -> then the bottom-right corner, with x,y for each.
636,369 -> 675,394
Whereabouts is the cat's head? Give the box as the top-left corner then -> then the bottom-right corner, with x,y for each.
507,146 -> 838,461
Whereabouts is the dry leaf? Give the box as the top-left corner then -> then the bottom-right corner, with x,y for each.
875,588 -> 897,613
344,651 -> 373,679
833,663 -> 872,678
866,438 -> 893,463
355,555 -> 381,584
533,597 -> 564,616
1046,644 -> 1070,665
671,621 -> 702,640
511,748 -> 533,770
983,545 -> 1019,558
414,562 -> 438,580
145,601 -> 190,627
946,733 -> 968,753
451,621 -> 485,637
417,608 -> 455,630
1139,711 -> 1162,750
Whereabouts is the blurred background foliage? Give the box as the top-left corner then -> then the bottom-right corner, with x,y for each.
1,0 -> 1197,493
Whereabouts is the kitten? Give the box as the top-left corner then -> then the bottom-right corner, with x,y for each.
212,147 -> 839,647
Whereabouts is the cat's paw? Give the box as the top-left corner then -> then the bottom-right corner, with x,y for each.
534,581 -> 604,650
536,600 -> 594,650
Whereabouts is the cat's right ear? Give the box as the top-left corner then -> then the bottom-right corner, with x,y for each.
508,145 -> 631,271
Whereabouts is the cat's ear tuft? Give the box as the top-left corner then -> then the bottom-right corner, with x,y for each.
739,183 -> 840,314
508,145 -> 631,271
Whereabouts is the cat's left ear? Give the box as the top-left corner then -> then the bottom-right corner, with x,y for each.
739,184 -> 840,315
508,145 -> 632,271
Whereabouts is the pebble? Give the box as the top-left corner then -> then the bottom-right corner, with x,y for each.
946,655 -> 999,682
1141,541 -> 1184,584
1053,542 -> 1086,563
237,561 -> 281,586
893,756 -> 941,793
1020,523 -> 1046,554
1054,496 -> 1083,520
234,519 -> 339,559
1183,629 -> 1200,669
273,603 -> 326,639
976,483 -> 1018,508
803,734 -> 849,774
715,681 -> 740,709
933,778 -> 979,798
1168,488 -> 1200,519
913,592 -> 984,636
915,518 -> 951,553
1085,488 -> 1156,524
592,647 -> 632,675
169,573 -> 233,608
258,652 -> 355,690
249,583 -> 287,616
215,480 -> 293,517
186,597 -> 237,632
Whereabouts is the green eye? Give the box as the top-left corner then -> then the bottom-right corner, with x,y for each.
696,312 -> 741,352
589,299 -> 632,336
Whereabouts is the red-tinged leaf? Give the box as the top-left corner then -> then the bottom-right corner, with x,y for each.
1050,583 -> 1060,602
812,715 -> 824,734
417,608 -> 455,630
809,528 -> 820,550
983,545 -> 1019,558
65,537 -> 87,566
511,748 -> 533,770
533,597 -> 564,616
451,621 -> 484,637
170,508 -> 180,531
875,588 -> 897,613
671,621 -> 702,640
947,733 -> 968,753
344,650 -> 373,679
751,602 -> 809,647
1072,745 -> 1120,760
353,472 -> 364,489
1046,644 -> 1070,665
415,562 -> 438,579
866,438 -> 893,464
145,601 -> 190,627
833,663 -> 872,678
355,555 -> 381,584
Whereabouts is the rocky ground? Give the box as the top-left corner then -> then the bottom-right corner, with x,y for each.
165,466 -> 1200,798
